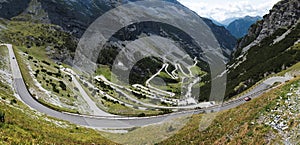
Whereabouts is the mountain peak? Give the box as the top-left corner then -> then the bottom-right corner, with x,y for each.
226,16 -> 262,38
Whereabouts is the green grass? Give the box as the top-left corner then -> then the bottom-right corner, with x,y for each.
190,65 -> 206,77
230,55 -> 300,101
0,46 -> 8,69
0,19 -> 116,144
0,21 -> 76,52
37,98 -> 78,114
102,115 -> 190,145
14,46 -> 83,114
0,18 -> 8,26
95,65 -> 112,81
0,20 -> 88,114
0,81 -> 114,144
29,57 -> 80,109
14,47 -> 36,91
151,66 -> 206,98
101,76 -> 300,144
101,100 -> 163,117
150,70 -> 181,96
80,79 -> 164,116
226,23 -> 300,98
160,77 -> 300,144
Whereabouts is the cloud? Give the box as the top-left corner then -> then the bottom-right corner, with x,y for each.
178,0 -> 280,22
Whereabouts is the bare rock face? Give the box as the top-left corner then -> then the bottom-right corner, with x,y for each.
227,0 -> 300,99
1,0 -> 236,60
35,0 -> 236,55
237,0 -> 300,50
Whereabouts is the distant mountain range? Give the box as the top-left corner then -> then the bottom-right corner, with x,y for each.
220,17 -> 240,26
209,16 -> 262,38
226,16 -> 262,38
206,18 -> 224,26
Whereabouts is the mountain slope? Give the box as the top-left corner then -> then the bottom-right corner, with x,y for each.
0,0 -> 31,19
208,18 -> 224,26
237,0 -> 300,51
226,0 -> 300,98
10,0 -> 236,57
220,17 -> 240,26
0,45 -> 114,144
161,76 -> 300,144
0,0 -> 236,101
202,18 -> 237,57
227,16 -> 262,38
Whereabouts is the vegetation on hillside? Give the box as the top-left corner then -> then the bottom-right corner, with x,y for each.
226,23 -> 300,99
0,20 -> 77,56
160,77 -> 300,144
0,47 -> 114,144
0,82 -> 114,144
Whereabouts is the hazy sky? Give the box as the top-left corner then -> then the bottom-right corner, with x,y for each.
178,0 -> 281,22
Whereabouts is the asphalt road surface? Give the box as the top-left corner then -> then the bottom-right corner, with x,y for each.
2,44 -> 291,129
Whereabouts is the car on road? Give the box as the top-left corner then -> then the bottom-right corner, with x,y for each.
244,97 -> 251,101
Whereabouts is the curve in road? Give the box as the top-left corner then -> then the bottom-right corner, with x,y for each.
2,44 -> 291,129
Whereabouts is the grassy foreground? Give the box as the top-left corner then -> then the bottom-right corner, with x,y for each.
160,77 -> 300,144
0,81 -> 115,144
0,44 -> 115,144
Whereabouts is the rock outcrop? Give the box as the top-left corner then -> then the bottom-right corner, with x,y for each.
237,0 -> 300,50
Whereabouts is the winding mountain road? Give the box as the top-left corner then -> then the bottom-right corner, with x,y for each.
2,44 -> 291,129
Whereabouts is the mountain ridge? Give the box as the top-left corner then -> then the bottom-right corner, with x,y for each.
236,0 -> 300,51
226,16 -> 262,38
220,17 -> 240,26
226,0 -> 300,98
5,0 -> 236,58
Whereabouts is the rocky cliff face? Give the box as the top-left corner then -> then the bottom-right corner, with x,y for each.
237,0 -> 300,50
227,0 -> 300,98
13,0 -> 179,37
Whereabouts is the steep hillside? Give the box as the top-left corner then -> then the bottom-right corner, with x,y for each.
161,76 -> 300,144
227,23 -> 300,98
0,90 -> 115,144
0,21 -> 77,62
0,0 -> 236,102
227,16 -> 262,38
0,0 -> 31,19
202,18 -> 237,57
237,0 -> 300,51
0,44 -> 114,144
227,0 -> 300,98
10,0 -> 236,56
